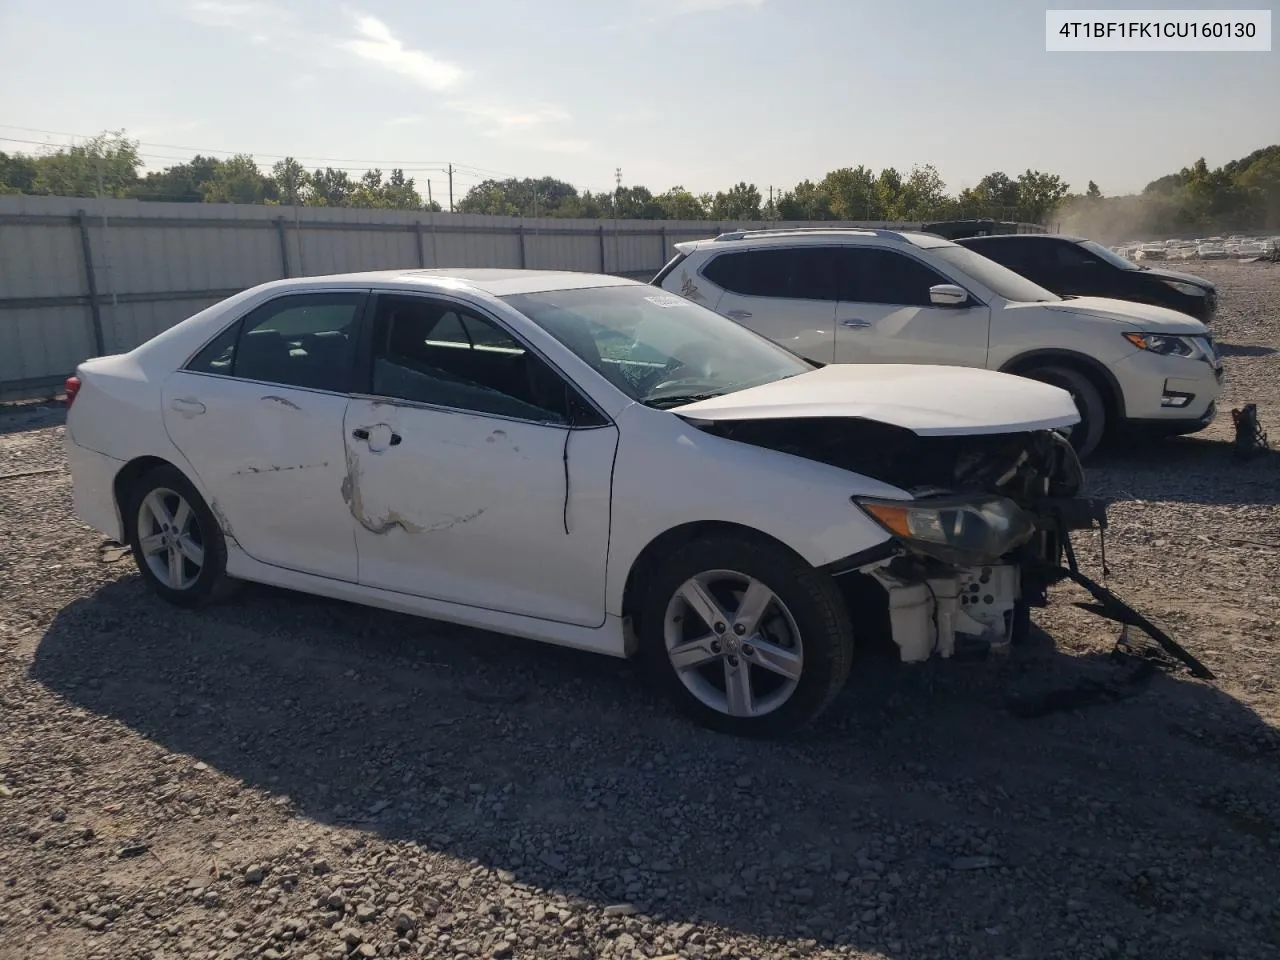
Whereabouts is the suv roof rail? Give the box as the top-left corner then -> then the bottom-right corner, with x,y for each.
712,226 -> 911,243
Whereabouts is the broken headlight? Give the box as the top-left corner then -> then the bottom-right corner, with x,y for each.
854,495 -> 1036,564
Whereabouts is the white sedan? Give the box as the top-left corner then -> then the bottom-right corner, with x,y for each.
65,269 -> 1099,736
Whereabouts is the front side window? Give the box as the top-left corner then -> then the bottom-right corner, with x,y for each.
185,293 -> 362,392
930,244 -> 1059,303
367,295 -> 572,424
501,283 -> 813,408
837,248 -> 950,306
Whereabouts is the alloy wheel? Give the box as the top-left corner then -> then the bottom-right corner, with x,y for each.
137,487 -> 205,591
663,569 -> 804,718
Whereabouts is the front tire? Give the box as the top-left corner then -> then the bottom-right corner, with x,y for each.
639,535 -> 854,737
1022,365 -> 1106,459
126,465 -> 235,607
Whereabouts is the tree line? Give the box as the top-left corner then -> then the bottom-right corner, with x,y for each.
1,130 -> 1276,234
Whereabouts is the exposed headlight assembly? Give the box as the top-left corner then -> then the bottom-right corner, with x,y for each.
1163,280 -> 1207,297
854,495 -> 1036,564
1123,332 -> 1202,358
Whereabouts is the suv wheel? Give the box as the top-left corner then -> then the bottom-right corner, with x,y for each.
1022,365 -> 1106,458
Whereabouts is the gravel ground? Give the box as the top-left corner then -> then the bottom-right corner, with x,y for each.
2,260 -> 1278,960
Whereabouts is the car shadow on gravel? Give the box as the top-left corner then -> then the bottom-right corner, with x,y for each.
1089,435 -> 1280,506
0,403 -> 66,436
1216,342 -> 1277,358
28,573 -> 1280,956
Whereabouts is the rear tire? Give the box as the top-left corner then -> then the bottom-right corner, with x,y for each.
1022,365 -> 1106,459
639,535 -> 854,737
126,465 -> 237,607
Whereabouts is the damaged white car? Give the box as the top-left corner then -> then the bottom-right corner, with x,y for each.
65,269 -> 1158,736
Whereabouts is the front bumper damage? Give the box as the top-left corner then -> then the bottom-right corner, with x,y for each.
832,431 -> 1214,680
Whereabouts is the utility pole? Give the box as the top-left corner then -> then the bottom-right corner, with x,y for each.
447,164 -> 454,213
427,179 -> 433,209
615,167 -> 622,215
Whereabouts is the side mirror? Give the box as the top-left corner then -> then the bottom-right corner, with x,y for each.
929,284 -> 969,307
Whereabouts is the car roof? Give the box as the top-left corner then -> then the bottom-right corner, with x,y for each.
676,228 -> 957,252
959,233 -> 1086,244
258,268 -> 637,298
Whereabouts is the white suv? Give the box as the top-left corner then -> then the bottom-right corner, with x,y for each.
653,228 -> 1224,456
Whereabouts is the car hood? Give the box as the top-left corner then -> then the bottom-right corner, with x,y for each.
669,364 -> 1079,436
1039,296 -> 1208,333
1136,265 -> 1216,290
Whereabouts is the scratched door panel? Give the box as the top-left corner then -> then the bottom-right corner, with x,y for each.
343,398 -> 618,627
162,370 -> 357,581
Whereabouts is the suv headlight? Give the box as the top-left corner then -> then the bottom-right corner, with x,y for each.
854,495 -> 1036,564
1163,280 -> 1206,296
1123,332 -> 1201,358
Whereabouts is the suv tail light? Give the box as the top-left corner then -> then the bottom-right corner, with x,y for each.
64,376 -> 82,409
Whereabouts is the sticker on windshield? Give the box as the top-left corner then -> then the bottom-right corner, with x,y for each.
644,294 -> 690,309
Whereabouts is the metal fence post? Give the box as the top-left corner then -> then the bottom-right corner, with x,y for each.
76,209 -> 106,357
274,217 -> 291,278
598,223 -> 607,272
414,221 -> 426,267
518,224 -> 527,269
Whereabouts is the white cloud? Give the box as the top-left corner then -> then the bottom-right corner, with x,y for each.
184,1 -> 290,36
604,0 -> 765,31
341,15 -> 463,90
448,101 -> 572,131
445,100 -> 591,153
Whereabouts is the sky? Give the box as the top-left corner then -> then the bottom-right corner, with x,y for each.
0,0 -> 1276,201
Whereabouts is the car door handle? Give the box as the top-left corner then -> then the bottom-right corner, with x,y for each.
725,309 -> 753,320
169,397 -> 206,415
839,318 -> 872,329
352,427 -> 402,446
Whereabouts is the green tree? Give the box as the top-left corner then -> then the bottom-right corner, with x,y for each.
0,151 -> 39,194
271,157 -> 308,207
821,166 -> 878,219
874,168 -> 904,219
30,130 -> 141,198
896,164 -> 949,220
307,168 -> 354,207
1015,169 -> 1070,223
775,179 -> 832,220
131,155 -> 224,202
710,181 -> 762,220
200,154 -> 275,204
655,186 -> 707,220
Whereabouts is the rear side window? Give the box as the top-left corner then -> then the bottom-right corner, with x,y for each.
837,249 -> 949,306
702,248 -> 841,300
964,238 -> 1031,273
185,293 -> 363,392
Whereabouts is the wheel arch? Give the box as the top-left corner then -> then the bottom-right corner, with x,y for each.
112,456 -> 205,539
998,348 -> 1127,423
619,520 -> 816,641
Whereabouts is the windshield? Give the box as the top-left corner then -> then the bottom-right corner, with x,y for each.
501,284 -> 813,407
931,245 -> 1060,303
1079,239 -> 1138,271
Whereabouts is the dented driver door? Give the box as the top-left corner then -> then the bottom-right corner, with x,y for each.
341,293 -> 618,627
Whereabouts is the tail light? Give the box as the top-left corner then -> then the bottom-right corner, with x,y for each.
64,376 -> 82,409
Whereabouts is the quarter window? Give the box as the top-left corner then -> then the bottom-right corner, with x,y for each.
185,293 -> 362,392
367,296 -> 574,424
